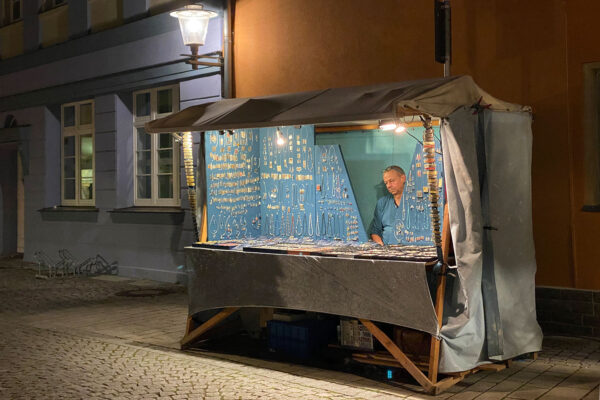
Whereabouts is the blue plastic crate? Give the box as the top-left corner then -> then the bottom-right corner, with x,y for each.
267,319 -> 335,359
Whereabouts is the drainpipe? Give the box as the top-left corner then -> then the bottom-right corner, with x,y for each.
434,0 -> 451,77
222,0 -> 234,98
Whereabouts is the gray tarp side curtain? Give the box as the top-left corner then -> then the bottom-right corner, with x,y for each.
146,75 -> 542,373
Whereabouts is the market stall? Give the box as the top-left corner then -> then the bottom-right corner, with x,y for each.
145,75 -> 543,394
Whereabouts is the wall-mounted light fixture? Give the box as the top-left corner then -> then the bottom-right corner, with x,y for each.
170,4 -> 223,70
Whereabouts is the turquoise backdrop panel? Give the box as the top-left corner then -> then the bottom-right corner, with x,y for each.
316,126 -> 445,245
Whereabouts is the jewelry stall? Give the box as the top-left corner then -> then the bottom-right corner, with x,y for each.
145,76 -> 543,395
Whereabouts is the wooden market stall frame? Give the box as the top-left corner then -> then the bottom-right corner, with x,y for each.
176,115 -> 534,395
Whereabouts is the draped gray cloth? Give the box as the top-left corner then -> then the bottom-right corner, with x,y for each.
145,76 -> 528,133
439,108 -> 542,372
186,248 -> 439,335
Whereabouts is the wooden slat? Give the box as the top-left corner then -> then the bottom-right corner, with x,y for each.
200,204 -> 208,242
432,375 -> 465,395
181,307 -> 239,348
477,363 -> 507,372
353,352 -> 430,370
359,319 -> 433,391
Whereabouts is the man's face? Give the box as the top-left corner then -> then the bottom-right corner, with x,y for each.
383,170 -> 406,196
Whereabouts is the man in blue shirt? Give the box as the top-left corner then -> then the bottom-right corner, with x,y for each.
370,165 -> 406,245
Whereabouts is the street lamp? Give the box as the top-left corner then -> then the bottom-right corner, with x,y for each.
170,4 -> 223,70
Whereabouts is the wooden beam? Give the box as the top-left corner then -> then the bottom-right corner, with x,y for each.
315,120 -> 440,133
181,307 -> 239,349
359,319 -> 433,391
315,124 -> 378,133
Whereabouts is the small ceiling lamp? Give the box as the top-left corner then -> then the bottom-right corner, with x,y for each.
379,119 -> 397,131
395,124 -> 407,134
170,4 -> 222,70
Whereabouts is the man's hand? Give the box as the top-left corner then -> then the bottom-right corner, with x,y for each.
371,234 -> 384,246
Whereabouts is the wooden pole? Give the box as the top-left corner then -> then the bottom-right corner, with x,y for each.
181,307 -> 240,349
428,203 -> 451,383
182,132 -> 200,241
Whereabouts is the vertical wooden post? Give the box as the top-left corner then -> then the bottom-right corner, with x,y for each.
182,132 -> 200,241
428,202 -> 451,383
421,115 -> 449,383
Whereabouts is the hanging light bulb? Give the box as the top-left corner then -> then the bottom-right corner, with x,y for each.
395,124 -> 407,133
379,119 -> 397,131
276,128 -> 285,146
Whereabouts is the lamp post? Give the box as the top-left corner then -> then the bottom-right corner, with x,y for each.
170,4 -> 223,70
170,4 -> 223,241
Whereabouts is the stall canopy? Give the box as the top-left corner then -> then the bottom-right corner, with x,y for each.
146,75 -> 543,373
145,75 -> 528,133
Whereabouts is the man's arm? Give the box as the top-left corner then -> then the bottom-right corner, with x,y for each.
369,199 -> 384,246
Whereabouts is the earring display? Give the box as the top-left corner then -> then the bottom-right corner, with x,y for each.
259,125 -> 315,240
314,145 -> 368,242
205,129 -> 261,240
393,127 -> 445,246
203,123 -> 444,253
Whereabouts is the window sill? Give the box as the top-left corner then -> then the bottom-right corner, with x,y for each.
108,206 -> 185,215
582,205 -> 600,212
38,206 -> 99,212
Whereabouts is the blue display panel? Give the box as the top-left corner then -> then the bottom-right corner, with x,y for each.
259,126 -> 315,238
391,135 -> 445,246
314,145 -> 368,242
204,124 -> 445,246
205,130 -> 261,240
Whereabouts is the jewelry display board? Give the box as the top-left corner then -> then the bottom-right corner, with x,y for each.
315,145 -> 368,242
259,126 -> 315,238
396,133 -> 445,245
206,130 -> 261,240
205,125 -> 442,245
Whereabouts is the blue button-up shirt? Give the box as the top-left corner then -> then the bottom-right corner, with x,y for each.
369,194 -> 405,245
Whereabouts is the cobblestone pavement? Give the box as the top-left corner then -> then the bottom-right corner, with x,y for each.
0,258 -> 598,399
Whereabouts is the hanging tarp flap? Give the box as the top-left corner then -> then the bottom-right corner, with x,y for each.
145,75 -> 528,133
439,108 -> 542,373
186,248 -> 439,335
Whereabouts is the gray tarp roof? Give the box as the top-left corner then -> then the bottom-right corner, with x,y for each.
145,75 -> 530,133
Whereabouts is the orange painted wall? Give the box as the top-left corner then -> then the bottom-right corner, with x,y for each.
565,0 -> 600,290
233,0 -> 597,289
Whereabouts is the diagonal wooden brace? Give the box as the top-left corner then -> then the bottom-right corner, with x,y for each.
359,319 -> 434,392
181,307 -> 240,349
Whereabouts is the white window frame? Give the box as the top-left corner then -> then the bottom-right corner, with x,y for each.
61,100 -> 95,206
133,85 -> 180,207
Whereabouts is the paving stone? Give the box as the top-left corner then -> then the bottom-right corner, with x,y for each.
2,263 -> 600,399
506,384 -> 550,399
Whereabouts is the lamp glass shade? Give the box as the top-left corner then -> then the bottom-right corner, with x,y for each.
170,5 -> 217,46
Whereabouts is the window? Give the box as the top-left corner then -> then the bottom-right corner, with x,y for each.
133,85 -> 180,206
40,0 -> 67,13
583,63 -> 600,209
2,0 -> 22,24
61,100 -> 95,206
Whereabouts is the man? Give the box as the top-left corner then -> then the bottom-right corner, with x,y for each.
369,165 -> 406,245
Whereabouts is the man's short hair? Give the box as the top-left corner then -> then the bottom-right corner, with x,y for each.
383,165 -> 406,177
